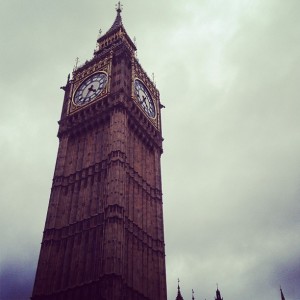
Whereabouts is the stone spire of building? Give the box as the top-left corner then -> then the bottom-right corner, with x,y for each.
106,1 -> 123,34
280,287 -> 286,300
95,1 -> 136,57
175,279 -> 184,300
215,285 -> 223,300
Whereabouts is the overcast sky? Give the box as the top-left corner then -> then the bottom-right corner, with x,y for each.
1,0 -> 300,299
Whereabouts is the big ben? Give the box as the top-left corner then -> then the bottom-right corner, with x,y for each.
31,3 -> 167,300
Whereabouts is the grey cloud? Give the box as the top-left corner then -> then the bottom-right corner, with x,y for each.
0,261 -> 35,300
1,0 -> 299,299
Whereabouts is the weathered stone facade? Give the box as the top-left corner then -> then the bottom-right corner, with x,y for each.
32,5 -> 166,300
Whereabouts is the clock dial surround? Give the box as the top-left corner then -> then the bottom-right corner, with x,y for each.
134,79 -> 156,118
73,72 -> 108,106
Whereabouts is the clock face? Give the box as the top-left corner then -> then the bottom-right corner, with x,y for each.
134,79 -> 156,118
73,72 -> 108,106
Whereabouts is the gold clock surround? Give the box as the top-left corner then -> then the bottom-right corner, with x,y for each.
68,61 -> 112,114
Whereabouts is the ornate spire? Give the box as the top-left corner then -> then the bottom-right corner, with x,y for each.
215,285 -> 223,300
175,278 -> 184,300
106,2 -> 123,34
116,1 -> 123,13
280,287 -> 286,300
95,1 -> 136,55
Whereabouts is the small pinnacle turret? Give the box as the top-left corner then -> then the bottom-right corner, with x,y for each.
215,287 -> 223,300
280,287 -> 286,300
175,279 -> 184,300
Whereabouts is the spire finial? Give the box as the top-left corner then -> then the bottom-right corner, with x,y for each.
116,1 -> 123,13
73,57 -> 79,71
215,285 -> 223,300
175,278 -> 184,300
192,289 -> 195,300
280,286 -> 286,300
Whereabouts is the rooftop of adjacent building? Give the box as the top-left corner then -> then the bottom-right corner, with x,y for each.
174,280 -> 288,300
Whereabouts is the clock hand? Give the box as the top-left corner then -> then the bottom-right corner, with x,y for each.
85,89 -> 91,98
84,85 -> 96,100
142,95 -> 150,109
141,95 -> 148,110
88,84 -> 97,93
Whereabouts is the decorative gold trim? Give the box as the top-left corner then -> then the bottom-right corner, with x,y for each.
133,77 -> 157,120
68,60 -> 112,115
72,71 -> 108,107
131,58 -> 161,131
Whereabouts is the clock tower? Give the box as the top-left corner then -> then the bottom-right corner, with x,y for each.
31,4 -> 167,300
